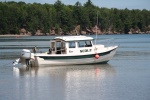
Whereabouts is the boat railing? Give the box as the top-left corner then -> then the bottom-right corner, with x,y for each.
96,38 -> 117,47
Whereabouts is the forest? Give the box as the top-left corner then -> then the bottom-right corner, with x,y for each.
0,0 -> 150,35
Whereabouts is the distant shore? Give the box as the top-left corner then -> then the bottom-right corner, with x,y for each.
0,33 -> 150,37
0,35 -> 30,37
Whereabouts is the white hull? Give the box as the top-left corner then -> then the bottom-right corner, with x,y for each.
17,36 -> 118,67
35,47 -> 117,66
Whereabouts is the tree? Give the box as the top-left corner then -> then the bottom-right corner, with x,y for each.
0,1 -> 150,35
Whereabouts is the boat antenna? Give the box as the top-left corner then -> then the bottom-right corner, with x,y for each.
95,11 -> 98,46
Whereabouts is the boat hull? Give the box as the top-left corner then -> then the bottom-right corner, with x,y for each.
35,48 -> 117,66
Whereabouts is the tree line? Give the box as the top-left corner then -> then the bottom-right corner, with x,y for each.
0,0 -> 150,35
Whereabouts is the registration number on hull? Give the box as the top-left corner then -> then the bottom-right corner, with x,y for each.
80,49 -> 92,53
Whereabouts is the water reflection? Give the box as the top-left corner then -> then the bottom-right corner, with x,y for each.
13,64 -> 115,79
13,64 -> 115,100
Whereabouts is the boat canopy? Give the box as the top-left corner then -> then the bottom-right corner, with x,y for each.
54,36 -> 93,42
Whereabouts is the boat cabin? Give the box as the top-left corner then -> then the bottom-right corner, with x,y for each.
49,36 -> 94,55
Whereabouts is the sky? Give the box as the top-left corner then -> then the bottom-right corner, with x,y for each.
1,0 -> 150,10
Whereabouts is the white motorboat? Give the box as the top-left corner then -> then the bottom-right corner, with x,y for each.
16,35 -> 118,67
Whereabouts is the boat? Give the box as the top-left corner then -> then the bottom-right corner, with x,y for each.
14,35 -> 118,67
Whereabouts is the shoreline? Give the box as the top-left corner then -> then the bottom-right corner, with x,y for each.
0,35 -> 30,37
0,33 -> 149,37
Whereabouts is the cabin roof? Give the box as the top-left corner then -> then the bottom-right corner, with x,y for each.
54,36 -> 93,41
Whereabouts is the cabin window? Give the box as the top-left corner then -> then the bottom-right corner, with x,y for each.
78,40 -> 92,47
56,41 -> 61,48
78,41 -> 85,47
69,41 -> 76,48
85,41 -> 92,47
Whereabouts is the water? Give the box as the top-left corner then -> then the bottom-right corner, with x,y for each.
0,34 -> 150,100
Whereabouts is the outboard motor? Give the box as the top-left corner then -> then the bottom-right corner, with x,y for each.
20,49 -> 31,66
21,49 -> 31,59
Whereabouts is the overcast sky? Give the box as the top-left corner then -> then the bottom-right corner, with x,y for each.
2,0 -> 150,10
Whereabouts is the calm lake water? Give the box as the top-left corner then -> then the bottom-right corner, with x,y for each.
0,34 -> 150,100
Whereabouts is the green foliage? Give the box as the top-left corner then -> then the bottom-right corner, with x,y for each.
0,1 -> 150,35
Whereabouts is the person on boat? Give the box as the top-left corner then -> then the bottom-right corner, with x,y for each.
32,46 -> 38,53
48,48 -> 52,54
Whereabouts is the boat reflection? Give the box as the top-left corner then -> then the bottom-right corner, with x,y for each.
13,64 -> 116,100
13,64 -> 115,79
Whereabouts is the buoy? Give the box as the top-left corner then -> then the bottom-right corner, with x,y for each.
95,54 -> 100,59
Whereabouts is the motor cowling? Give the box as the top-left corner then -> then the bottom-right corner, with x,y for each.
21,49 -> 31,59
